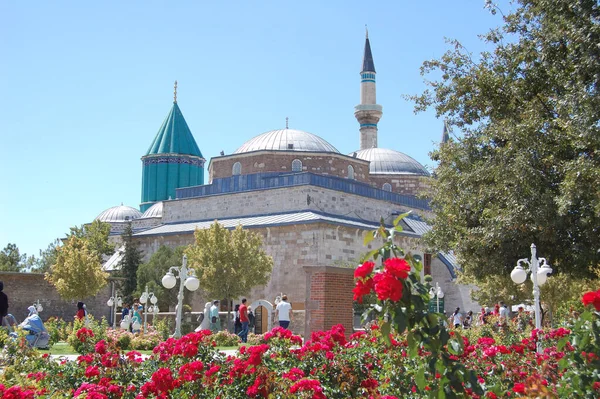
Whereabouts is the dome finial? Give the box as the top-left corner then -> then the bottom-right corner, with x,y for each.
285,117 -> 289,129
173,80 -> 178,103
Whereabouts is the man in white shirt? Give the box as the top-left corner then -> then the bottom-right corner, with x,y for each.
275,295 -> 293,329
499,301 -> 510,323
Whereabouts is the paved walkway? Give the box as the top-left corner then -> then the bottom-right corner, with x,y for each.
51,349 -> 238,362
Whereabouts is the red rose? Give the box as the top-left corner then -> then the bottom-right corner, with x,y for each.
373,271 -> 403,302
384,258 -> 411,279
354,261 -> 375,279
582,289 -> 600,311
353,278 -> 374,303
513,382 -> 526,394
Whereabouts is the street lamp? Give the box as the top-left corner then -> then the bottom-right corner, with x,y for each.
107,292 -> 123,329
33,299 -> 43,313
162,254 -> 199,338
429,283 -> 445,313
510,243 -> 552,353
139,285 -> 159,334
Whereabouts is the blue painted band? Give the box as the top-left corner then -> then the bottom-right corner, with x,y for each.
360,124 -> 378,127
361,79 -> 376,83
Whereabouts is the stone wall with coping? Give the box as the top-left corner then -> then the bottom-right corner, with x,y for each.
369,174 -> 430,197
161,185 -> 430,225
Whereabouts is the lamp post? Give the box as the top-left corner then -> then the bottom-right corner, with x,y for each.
139,285 -> 159,334
107,292 -> 123,329
162,255 -> 200,338
510,243 -> 552,354
33,299 -> 43,313
429,283 -> 444,313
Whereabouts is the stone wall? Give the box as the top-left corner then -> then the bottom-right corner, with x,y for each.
0,272 -> 113,322
304,266 -> 355,338
209,151 -> 370,183
161,185 -> 430,225
369,174 -> 430,197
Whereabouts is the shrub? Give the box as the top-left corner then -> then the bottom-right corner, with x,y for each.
44,317 -> 71,345
211,330 -> 240,347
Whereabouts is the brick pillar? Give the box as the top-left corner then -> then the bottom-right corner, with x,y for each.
303,266 -> 354,339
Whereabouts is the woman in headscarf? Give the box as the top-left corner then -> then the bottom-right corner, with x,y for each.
76,302 -> 86,320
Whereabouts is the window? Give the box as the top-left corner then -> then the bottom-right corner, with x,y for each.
232,162 -> 242,176
347,165 -> 354,179
382,183 -> 392,192
292,159 -> 302,172
424,254 -> 432,276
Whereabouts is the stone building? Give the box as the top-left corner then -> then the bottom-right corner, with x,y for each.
93,32 -> 478,333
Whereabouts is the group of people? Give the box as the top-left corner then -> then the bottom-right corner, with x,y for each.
119,302 -> 144,333
449,301 -> 533,331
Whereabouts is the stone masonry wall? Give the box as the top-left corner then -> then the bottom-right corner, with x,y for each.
0,272 -> 113,322
304,266 -> 355,338
369,174 -> 431,197
209,152 -> 370,183
162,185 -> 430,225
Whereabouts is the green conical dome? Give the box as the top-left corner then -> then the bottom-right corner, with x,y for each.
145,102 -> 203,158
140,97 -> 205,213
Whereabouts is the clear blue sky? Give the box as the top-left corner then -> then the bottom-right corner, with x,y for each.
0,1 -> 508,258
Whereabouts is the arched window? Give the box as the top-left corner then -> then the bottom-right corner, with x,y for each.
347,165 -> 355,179
292,159 -> 303,172
382,183 -> 392,192
232,162 -> 242,176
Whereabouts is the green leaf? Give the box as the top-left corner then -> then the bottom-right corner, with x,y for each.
415,366 -> 426,390
393,211 -> 411,226
381,321 -> 391,346
447,337 -> 463,355
363,230 -> 375,246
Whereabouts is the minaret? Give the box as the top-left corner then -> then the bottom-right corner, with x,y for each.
441,120 -> 450,144
354,28 -> 383,150
140,81 -> 206,212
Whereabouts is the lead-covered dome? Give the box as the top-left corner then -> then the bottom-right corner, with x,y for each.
95,205 -> 142,223
141,201 -> 163,219
235,129 -> 339,154
353,148 -> 430,175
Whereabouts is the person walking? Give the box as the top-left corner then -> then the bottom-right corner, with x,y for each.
209,300 -> 221,333
450,307 -> 463,328
76,302 -> 86,321
275,295 -> 293,329
234,304 -> 242,334
248,306 -> 255,333
238,298 -> 249,343
0,281 -> 8,327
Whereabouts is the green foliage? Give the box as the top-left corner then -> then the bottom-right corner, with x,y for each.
137,245 -> 191,311
45,235 -> 109,300
211,330 -> 241,347
30,238 -> 61,273
153,317 -> 173,341
44,317 -> 71,345
409,0 -> 600,283
186,222 -> 273,307
117,222 -> 143,303
68,220 -> 114,260
66,316 -> 108,354
0,243 -> 25,272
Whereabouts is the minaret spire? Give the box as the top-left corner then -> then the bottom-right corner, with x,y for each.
441,120 -> 450,144
354,29 -> 382,149
173,80 -> 178,103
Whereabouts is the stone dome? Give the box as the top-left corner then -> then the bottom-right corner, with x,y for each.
95,205 -> 142,223
352,148 -> 430,176
234,129 -> 339,154
141,201 -> 163,218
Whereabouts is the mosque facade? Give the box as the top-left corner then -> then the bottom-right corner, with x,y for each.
95,34 -> 478,327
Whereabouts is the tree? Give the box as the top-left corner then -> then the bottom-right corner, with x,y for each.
186,222 -> 273,319
117,223 -> 143,303
410,0 -> 600,282
45,236 -> 108,300
68,220 -> 114,259
0,243 -> 25,272
136,245 -> 191,312
30,239 -> 61,273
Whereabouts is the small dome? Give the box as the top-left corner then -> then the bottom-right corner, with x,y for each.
352,148 -> 430,176
95,205 -> 142,223
234,129 -> 339,154
141,202 -> 163,219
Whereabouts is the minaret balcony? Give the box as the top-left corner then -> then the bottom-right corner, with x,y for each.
354,104 -> 383,112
